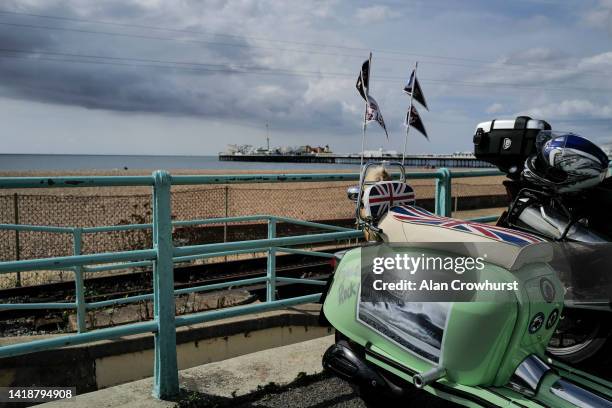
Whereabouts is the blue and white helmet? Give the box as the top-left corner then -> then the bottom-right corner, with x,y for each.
523,131 -> 609,193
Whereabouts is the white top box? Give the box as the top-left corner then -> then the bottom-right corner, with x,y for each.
476,119 -> 549,133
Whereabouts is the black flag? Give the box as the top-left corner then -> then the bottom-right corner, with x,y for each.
403,70 -> 428,110
406,105 -> 428,140
356,59 -> 370,101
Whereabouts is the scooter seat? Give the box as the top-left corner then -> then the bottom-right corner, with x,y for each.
362,181 -> 416,221
379,205 -> 551,271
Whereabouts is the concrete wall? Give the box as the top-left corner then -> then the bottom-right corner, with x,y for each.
96,323 -> 330,388
0,305 -> 331,394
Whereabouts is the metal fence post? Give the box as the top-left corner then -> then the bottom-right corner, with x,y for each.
267,218 -> 276,302
454,184 -> 459,214
224,185 -> 229,243
152,170 -> 179,399
224,185 -> 229,263
73,228 -> 87,333
13,193 -> 21,287
435,168 -> 452,217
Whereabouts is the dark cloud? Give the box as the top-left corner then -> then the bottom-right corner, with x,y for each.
2,0 -> 610,155
0,21 -> 56,50
0,2 -> 357,134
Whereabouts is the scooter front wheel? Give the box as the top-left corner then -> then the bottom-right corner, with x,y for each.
547,309 -> 611,364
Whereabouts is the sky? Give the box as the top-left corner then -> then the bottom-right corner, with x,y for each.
1,0 -> 612,155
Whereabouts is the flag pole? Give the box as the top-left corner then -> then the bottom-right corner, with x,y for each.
356,52 -> 372,224
359,111 -> 367,167
402,61 -> 418,166
360,52 -> 372,168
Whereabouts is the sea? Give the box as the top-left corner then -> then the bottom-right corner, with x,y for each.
0,154 -> 362,172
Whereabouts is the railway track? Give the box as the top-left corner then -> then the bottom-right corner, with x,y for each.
0,250 -> 347,335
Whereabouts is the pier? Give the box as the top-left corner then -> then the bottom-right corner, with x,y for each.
218,154 -> 493,168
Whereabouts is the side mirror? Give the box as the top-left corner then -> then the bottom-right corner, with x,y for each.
347,185 -> 360,202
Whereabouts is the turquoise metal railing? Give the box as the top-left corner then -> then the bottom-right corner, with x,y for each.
0,167 -> 502,399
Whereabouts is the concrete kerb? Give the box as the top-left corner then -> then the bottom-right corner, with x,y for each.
39,335 -> 335,408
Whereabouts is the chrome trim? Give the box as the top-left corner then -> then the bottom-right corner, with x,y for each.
413,365 -> 446,389
551,379 -> 612,408
517,203 -> 609,243
517,205 -> 563,239
540,205 -> 569,234
509,355 -> 551,396
347,185 -> 360,202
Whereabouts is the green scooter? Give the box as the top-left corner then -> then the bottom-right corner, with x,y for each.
321,162 -> 612,407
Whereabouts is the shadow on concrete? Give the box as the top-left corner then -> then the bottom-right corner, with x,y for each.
173,372 -> 456,408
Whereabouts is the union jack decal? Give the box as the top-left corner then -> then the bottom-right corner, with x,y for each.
391,205 -> 545,246
364,182 -> 415,219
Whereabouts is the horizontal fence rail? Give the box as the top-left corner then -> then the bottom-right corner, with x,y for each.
0,167 -> 503,399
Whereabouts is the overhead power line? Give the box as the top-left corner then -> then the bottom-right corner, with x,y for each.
1,10 -> 612,79
1,49 -> 611,94
0,8 -> 578,68
0,9 -> 375,52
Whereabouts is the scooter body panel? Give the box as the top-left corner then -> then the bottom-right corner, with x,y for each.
321,246 -> 602,407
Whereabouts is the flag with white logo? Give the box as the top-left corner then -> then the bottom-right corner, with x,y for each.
365,96 -> 389,139
405,105 -> 428,139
